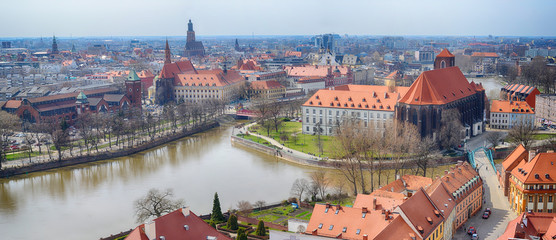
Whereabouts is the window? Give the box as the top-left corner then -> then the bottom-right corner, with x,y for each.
329,225 -> 334,230
540,196 -> 543,202
313,109 -> 316,114
529,196 -> 534,202
306,109 -> 309,113
356,229 -> 361,235
306,126 -> 309,131
342,227 -> 347,233
320,110 -> 322,114
325,208 -> 329,213
549,196 -> 553,202
318,223 -> 323,229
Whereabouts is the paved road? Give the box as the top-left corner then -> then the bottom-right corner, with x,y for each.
452,149 -> 516,240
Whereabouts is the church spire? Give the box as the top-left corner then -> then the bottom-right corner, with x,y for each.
164,39 -> 171,64
52,35 -> 59,54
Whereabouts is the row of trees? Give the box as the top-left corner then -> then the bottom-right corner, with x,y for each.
0,99 -> 226,170
501,56 -> 556,94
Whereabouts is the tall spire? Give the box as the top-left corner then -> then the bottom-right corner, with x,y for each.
164,39 -> 171,64
188,19 -> 193,32
52,35 -> 59,54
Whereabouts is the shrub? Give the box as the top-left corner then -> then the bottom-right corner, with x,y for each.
255,220 -> 266,236
227,214 -> 238,230
237,228 -> 247,240
282,117 -> 291,122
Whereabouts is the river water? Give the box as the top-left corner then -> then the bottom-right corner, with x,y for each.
467,77 -> 506,100
0,125 -> 316,240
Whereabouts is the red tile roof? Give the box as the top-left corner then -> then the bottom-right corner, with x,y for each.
498,212 -> 556,240
305,203 -> 397,240
160,61 -> 197,79
250,80 -> 284,90
511,152 -> 556,184
502,144 -> 528,172
3,100 -> 21,109
396,189 -> 444,239
174,69 -> 244,87
503,84 -> 538,95
373,215 -> 422,240
436,49 -> 455,58
490,100 -> 534,114
426,179 -> 456,217
125,208 -> 231,240
353,190 -> 405,211
28,88 -> 119,104
303,85 -> 409,112
399,67 -> 479,105
284,65 -> 349,77
471,52 -> 499,58
379,175 -> 432,194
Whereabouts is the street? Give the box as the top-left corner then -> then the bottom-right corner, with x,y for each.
453,138 -> 516,240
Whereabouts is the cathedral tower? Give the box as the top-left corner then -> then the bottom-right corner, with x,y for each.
52,35 -> 59,55
434,48 -> 455,69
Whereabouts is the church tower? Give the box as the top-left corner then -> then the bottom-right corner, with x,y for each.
125,70 -> 142,109
434,48 -> 455,69
164,39 -> 171,64
52,35 -> 59,55
75,91 -> 89,114
187,20 -> 195,42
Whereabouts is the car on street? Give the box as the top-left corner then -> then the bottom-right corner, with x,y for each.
471,233 -> 479,240
482,208 -> 491,219
468,226 -> 477,235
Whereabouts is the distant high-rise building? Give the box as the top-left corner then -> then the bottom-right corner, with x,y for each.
51,35 -> 59,55
184,20 -> 205,57
1,41 -> 11,48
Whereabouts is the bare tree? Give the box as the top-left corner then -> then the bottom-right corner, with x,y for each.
414,137 -> 438,177
0,111 -> 20,169
290,178 -> 310,202
253,200 -> 266,211
237,200 -> 253,213
333,118 -> 366,195
134,188 -> 184,223
486,131 -> 505,148
439,108 -> 464,150
310,170 -> 330,200
508,121 -> 536,149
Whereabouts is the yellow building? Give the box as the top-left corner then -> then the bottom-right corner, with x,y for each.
508,152 -> 556,214
249,80 -> 286,100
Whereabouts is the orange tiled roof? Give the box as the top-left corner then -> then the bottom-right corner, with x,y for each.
284,65 -> 349,77
3,100 -> 21,109
543,217 -> 556,240
490,100 -> 534,114
436,48 -> 455,58
502,144 -> 528,171
353,190 -> 405,211
503,84 -> 538,95
374,215 -> 422,240
385,70 -> 400,80
397,189 -> 444,239
426,180 -> 456,217
160,61 -> 197,79
471,52 -> 499,58
174,69 -> 244,87
250,80 -> 284,90
305,203 -> 398,240
399,67 -> 480,105
511,152 -> 556,184
438,162 -> 481,199
380,175 -> 432,193
303,85 -> 409,112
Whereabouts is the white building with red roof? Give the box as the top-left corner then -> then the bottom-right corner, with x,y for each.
301,85 -> 409,135
490,100 -> 535,129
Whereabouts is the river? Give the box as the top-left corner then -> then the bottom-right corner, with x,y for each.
467,76 -> 506,100
0,124 -> 317,240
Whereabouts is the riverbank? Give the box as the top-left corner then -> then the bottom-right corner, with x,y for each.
231,128 -> 466,170
0,122 -> 219,178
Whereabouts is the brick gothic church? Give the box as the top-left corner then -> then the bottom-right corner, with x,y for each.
184,20 -> 205,57
395,49 -> 486,139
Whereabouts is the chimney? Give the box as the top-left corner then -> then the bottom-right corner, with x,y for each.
451,172 -> 455,178
326,203 -> 331,209
144,221 -> 156,240
547,150 -> 554,153
362,235 -> 368,240
373,198 -> 377,210
312,229 -> 318,235
529,150 -> 537,161
182,207 -> 190,217
446,176 -> 450,181
362,207 -> 368,213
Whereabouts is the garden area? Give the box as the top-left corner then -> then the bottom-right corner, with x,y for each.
245,121 -> 336,158
247,205 -> 313,226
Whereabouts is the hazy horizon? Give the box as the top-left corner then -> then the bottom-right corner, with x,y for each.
2,0 -> 555,38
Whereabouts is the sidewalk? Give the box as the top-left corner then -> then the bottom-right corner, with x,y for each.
237,122 -> 323,162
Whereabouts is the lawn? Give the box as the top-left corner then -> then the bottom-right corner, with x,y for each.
247,205 -> 313,225
6,151 -> 42,161
248,121 -> 336,158
533,133 -> 556,140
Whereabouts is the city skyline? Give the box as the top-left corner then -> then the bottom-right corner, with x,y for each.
2,0 -> 555,38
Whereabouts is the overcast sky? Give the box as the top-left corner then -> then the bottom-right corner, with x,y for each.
1,0 -> 555,38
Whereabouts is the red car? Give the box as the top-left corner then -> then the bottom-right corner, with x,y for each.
482,208 -> 491,219
468,226 -> 476,235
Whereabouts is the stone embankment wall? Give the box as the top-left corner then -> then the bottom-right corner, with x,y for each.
1,122 -> 219,178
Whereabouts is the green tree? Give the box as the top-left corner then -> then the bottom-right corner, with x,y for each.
237,228 -> 247,240
211,192 -> 225,222
255,220 -> 266,236
227,214 -> 238,230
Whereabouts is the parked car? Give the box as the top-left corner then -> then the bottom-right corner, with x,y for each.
482,208 -> 491,219
471,233 -> 479,240
468,226 -> 476,235
10,145 -> 19,150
